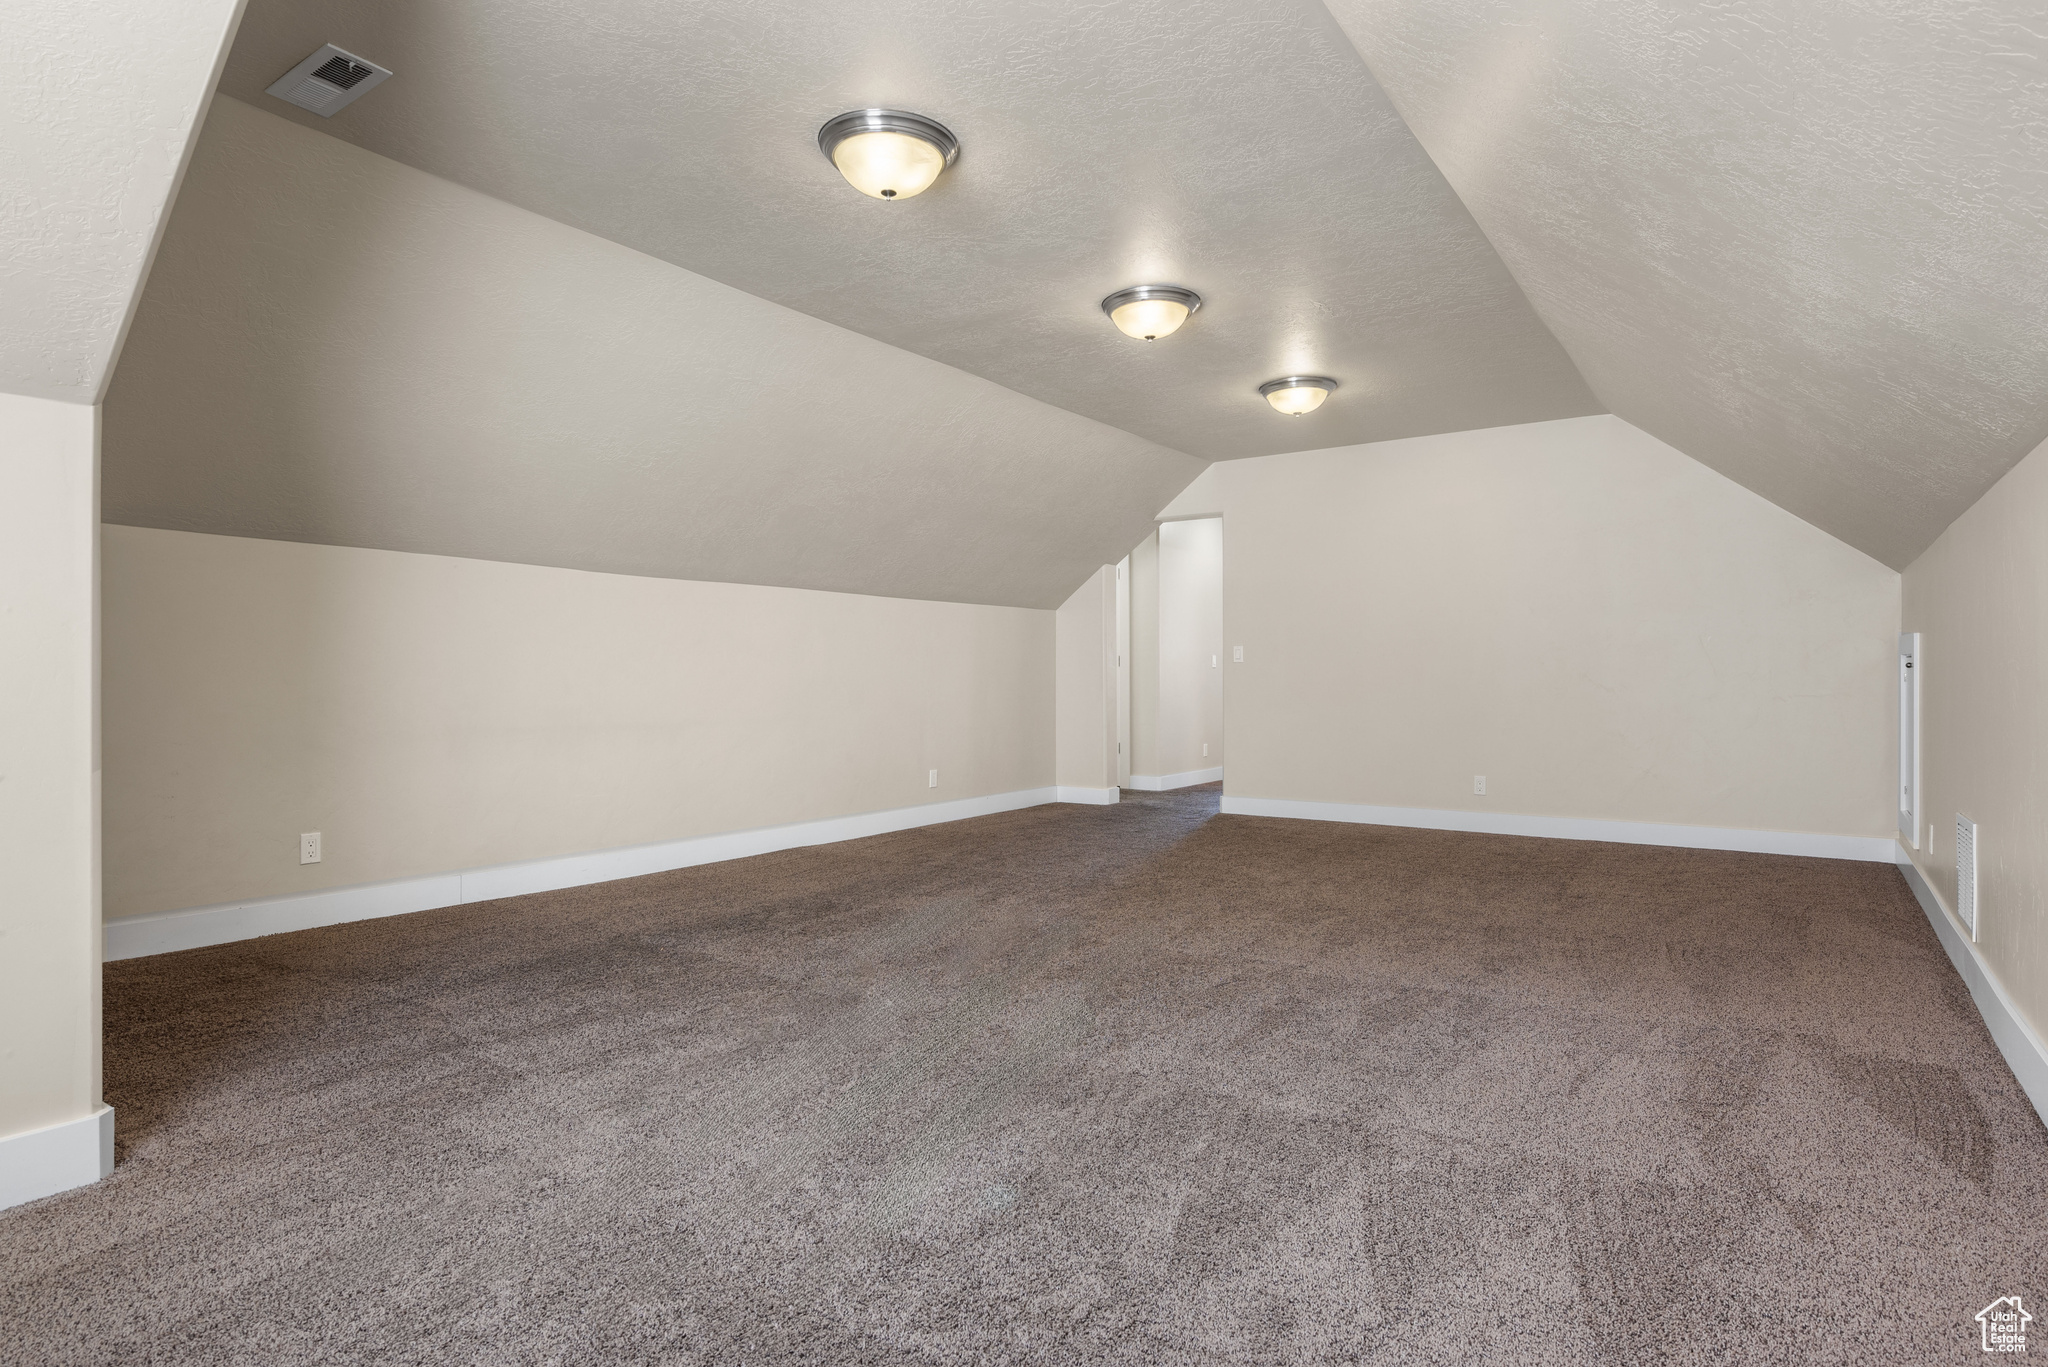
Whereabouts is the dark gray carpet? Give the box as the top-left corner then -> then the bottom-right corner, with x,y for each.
4,785 -> 2043,1364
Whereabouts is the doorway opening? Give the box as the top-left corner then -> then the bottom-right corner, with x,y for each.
1127,517 -> 1223,792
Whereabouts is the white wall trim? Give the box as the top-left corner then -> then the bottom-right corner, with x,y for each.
1895,847 -> 2048,1126
1128,767 -> 1223,792
1218,795 -> 1897,862
106,787 -> 1061,961
1056,786 -> 1121,805
0,1106 -> 114,1212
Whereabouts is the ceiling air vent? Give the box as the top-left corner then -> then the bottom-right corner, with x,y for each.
266,44 -> 392,118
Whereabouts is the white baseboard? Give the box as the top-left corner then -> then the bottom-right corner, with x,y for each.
1218,795 -> 1897,863
0,1106 -> 114,1212
1056,786 -> 1121,805
1895,846 -> 2048,1126
1128,767 -> 1224,792
106,787 -> 1062,961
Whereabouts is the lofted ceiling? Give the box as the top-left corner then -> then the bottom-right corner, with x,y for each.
1324,0 -> 2048,568
106,0 -> 2048,596
209,0 -> 1600,461
104,98 -> 1201,610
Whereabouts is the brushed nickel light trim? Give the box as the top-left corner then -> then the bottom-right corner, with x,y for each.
1100,285 -> 1203,340
817,109 -> 960,199
1258,375 -> 1338,414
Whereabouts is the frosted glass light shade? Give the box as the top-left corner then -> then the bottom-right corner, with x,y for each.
832,131 -> 947,199
1266,385 -> 1328,415
817,110 -> 959,201
1259,376 -> 1337,415
1100,285 -> 1203,341
1110,296 -> 1191,340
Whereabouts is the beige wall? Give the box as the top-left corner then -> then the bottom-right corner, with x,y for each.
1054,566 -> 1118,795
0,396 -> 102,1140
102,527 -> 1055,919
1163,414 -> 1899,837
1115,557 -> 1131,787
1129,532 -> 1160,782
1901,434 -> 2048,1050
1150,518 -> 1225,779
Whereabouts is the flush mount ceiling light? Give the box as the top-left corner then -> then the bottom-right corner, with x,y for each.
1259,375 -> 1338,415
1100,285 -> 1202,341
817,109 -> 959,200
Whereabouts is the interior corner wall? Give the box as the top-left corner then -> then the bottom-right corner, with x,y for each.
1054,566 -> 1118,796
1115,557 -> 1131,787
4,0 -> 246,1208
1128,532 -> 1161,781
101,526 -> 1055,921
1150,519 -> 1225,780
1163,414 -> 1900,841
0,396 -> 102,1149
1900,432 -> 2048,1059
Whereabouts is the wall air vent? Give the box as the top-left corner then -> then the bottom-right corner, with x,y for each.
266,44 -> 392,118
1956,814 -> 1980,941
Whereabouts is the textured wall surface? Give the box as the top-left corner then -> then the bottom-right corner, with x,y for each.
101,526 -> 1055,920
1326,0 -> 2048,568
105,99 -> 1199,609
208,0 -> 1598,460
1164,415 -> 1900,836
0,0 -> 246,401
1902,434 -> 2048,1056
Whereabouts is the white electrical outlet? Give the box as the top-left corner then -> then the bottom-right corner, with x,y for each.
1202,742 -> 1209,757
1232,646 -> 1243,663
1211,654 -> 1218,668
928,769 -> 938,788
299,831 -> 322,864
1473,776 -> 1486,796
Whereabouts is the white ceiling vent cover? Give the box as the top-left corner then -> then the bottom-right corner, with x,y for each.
1956,814 -> 1980,941
266,45 -> 391,118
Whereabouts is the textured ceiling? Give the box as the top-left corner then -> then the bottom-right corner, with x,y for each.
1323,0 -> 2048,568
104,99 -> 1201,609
210,0 -> 1598,460
1,0 -> 245,403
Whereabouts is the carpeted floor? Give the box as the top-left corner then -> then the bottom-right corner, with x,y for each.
3,785 -> 2043,1364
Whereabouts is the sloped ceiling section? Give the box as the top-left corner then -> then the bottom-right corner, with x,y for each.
103,99 -> 1202,609
1324,0 -> 2048,568
211,0 -> 1598,460
1,0 -> 246,402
